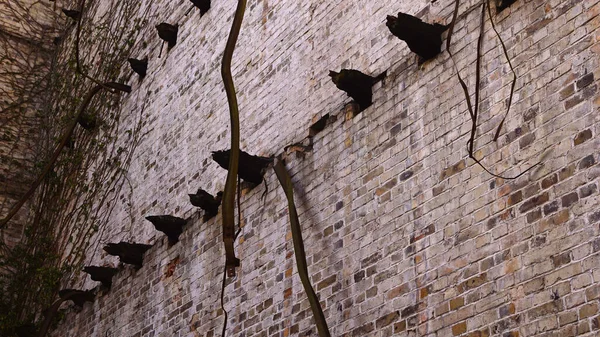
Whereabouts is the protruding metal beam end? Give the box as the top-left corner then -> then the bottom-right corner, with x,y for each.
386,12 -> 448,63
83,266 -> 119,288
145,215 -> 187,245
58,289 -> 95,307
329,69 -> 386,112
212,149 -> 273,185
496,0 -> 517,12
156,23 -> 178,49
104,82 -> 132,93
128,58 -> 148,77
190,0 -> 211,16
103,242 -> 152,268
189,189 -> 222,220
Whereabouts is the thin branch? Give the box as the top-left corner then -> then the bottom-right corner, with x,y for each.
0,82 -> 128,229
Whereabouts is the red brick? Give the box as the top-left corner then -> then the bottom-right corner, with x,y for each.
561,192 -> 579,208
376,311 -> 399,329
519,192 -> 549,213
394,320 -> 407,333
507,191 -> 523,206
580,303 -> 598,319
541,174 -> 558,189
452,322 -> 467,336
387,283 -> 410,299
440,160 -> 467,180
458,273 -> 487,293
450,297 -> 465,310
574,129 -> 592,145
317,275 -> 337,290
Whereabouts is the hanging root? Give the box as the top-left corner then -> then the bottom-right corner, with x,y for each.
274,158 -> 331,337
446,0 -> 541,180
220,0 -> 246,277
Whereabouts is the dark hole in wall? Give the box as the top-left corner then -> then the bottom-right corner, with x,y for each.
61,9 -> 80,20
309,114 -> 329,136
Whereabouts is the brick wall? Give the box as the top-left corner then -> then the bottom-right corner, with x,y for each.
51,0 -> 600,336
0,0 -> 56,247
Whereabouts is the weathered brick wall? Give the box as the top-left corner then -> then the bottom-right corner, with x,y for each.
0,0 -> 56,247
52,0 -> 600,336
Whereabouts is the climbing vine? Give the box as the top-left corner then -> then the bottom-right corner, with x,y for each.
0,0 -> 152,334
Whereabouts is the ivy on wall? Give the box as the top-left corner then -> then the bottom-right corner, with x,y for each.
0,0 -> 152,334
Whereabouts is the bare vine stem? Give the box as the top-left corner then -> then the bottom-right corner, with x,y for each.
36,290 -> 80,337
74,0 -> 104,86
0,82 -> 128,229
446,0 -> 540,180
487,0 -> 517,141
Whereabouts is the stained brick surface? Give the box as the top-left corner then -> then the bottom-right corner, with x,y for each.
49,0 -> 600,336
